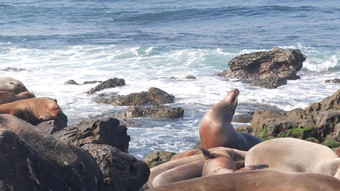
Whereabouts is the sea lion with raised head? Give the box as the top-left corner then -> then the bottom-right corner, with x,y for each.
147,169 -> 340,191
199,88 -> 262,150
245,137 -> 340,179
0,90 -> 36,105
0,77 -> 28,94
0,97 -> 62,125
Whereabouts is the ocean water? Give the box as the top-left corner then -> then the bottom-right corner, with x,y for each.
0,0 -> 339,159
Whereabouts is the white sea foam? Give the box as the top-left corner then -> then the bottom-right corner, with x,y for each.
0,45 -> 339,159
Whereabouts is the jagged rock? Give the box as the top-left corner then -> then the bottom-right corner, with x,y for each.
144,151 -> 176,168
36,118 -> 67,134
232,112 -> 254,123
237,90 -> 340,146
2,67 -> 26,72
87,78 -> 125,94
326,78 -> 340,83
0,129 -> 68,191
64,79 -> 79,85
0,114 -> 105,191
83,144 -> 150,191
84,80 -> 102,84
250,77 -> 287,89
117,105 -> 184,119
97,87 -> 175,106
219,48 -> 306,88
53,117 -> 130,152
185,75 -> 196,79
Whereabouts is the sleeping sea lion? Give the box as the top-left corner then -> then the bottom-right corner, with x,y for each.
245,137 -> 340,179
0,97 -> 62,124
199,88 -> 262,150
0,91 -> 36,105
0,77 -> 28,94
147,170 -> 340,191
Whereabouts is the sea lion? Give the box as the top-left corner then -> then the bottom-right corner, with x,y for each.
0,77 -> 28,94
245,137 -> 340,179
147,170 -> 340,191
0,97 -> 62,124
145,147 -> 248,189
0,91 -> 36,105
199,88 -> 262,150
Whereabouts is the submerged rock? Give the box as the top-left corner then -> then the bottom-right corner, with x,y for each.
64,79 -> 79,85
219,48 -> 306,88
326,78 -> 340,83
250,77 -> 287,89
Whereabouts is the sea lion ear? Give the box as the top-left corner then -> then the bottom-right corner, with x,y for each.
200,148 -> 215,160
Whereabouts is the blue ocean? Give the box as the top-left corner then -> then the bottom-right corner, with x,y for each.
0,0 -> 339,159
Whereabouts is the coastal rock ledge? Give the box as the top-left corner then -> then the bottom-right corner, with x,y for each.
219,47 -> 306,88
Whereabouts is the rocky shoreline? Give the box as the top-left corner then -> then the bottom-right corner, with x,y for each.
0,47 -> 339,190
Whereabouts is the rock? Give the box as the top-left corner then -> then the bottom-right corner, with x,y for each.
64,79 -> 79,85
144,151 -> 176,168
2,67 -> 26,72
83,144 -> 150,191
97,87 -> 175,106
219,48 -> 306,88
87,78 -> 125,94
84,80 -> 102,84
326,78 -> 340,83
185,75 -> 196,79
237,90 -> 340,146
53,117 -> 130,152
0,129 -> 68,191
116,105 -> 184,119
36,118 -> 67,134
0,114 -> 105,191
250,77 -> 287,89
232,112 -> 254,123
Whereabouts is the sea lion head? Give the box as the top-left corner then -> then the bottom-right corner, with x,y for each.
221,88 -> 239,122
33,98 -> 62,121
0,77 -> 28,94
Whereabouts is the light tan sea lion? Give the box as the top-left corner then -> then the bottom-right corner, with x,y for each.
199,88 -> 262,150
147,170 -> 340,191
0,97 -> 62,125
170,149 -> 202,161
245,137 -> 340,179
144,147 -> 248,189
0,91 -> 36,105
0,77 -> 28,94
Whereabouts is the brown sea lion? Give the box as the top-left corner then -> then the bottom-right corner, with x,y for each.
147,170 -> 340,191
199,88 -> 262,150
0,77 -> 28,94
0,97 -> 62,125
0,91 -> 36,105
245,137 -> 340,179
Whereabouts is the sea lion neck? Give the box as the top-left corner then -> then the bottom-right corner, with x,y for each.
23,102 -> 40,124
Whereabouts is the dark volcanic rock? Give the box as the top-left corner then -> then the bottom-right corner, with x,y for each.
0,129 -> 68,191
117,105 -> 184,119
83,144 -> 150,191
98,87 -> 175,106
64,79 -> 79,85
250,77 -> 287,89
0,114 -> 105,191
185,75 -> 196,79
53,117 -> 130,152
326,78 -> 340,83
36,118 -> 67,134
2,67 -> 26,72
219,48 -> 306,88
87,78 -> 125,94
